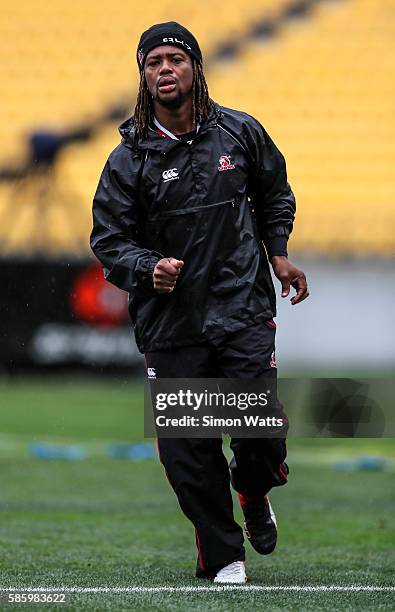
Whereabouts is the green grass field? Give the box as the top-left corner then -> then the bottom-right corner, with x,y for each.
0,379 -> 394,611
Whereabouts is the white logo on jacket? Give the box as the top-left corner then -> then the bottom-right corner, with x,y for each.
162,168 -> 179,182
147,367 -> 157,379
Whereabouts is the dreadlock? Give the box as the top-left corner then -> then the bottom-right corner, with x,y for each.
133,59 -> 215,139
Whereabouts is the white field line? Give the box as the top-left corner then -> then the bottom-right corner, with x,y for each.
0,586 -> 394,593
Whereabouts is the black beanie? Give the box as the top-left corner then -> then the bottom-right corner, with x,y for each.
137,21 -> 202,71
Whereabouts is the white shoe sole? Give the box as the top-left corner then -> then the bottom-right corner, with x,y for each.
213,561 -> 247,584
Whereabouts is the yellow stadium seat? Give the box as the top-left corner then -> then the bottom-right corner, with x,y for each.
0,0 -> 393,255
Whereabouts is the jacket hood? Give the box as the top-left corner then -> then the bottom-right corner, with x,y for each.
118,116 -> 137,146
118,101 -> 223,152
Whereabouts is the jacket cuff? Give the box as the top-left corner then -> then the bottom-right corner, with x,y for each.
135,253 -> 162,291
265,235 -> 288,259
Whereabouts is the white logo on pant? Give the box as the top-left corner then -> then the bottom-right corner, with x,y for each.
270,351 -> 277,368
162,168 -> 179,182
147,367 -> 157,379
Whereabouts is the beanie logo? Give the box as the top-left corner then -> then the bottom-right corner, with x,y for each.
162,37 -> 192,50
138,48 -> 144,66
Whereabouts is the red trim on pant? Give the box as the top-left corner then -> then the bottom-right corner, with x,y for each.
278,464 -> 288,482
238,492 -> 268,506
157,438 -> 206,573
237,492 -> 250,506
195,528 -> 206,571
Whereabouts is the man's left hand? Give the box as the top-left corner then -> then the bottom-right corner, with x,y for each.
271,256 -> 309,305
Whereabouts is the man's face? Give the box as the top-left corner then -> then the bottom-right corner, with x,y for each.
144,45 -> 194,110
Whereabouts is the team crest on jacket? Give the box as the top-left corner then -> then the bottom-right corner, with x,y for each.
218,154 -> 236,172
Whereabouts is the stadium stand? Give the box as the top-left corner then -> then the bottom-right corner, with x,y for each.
0,0 -> 394,255
1,0 -> 281,163
210,0 -> 395,255
0,0 -> 284,254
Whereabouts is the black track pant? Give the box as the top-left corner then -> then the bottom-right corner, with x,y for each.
145,319 -> 289,578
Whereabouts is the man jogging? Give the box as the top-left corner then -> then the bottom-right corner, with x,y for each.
91,21 -> 309,584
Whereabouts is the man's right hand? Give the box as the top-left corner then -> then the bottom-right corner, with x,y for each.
153,258 -> 184,294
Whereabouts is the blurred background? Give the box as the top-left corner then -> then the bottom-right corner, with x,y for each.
0,0 -> 394,597
0,0 -> 394,375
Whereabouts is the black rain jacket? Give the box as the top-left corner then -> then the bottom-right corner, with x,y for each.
90,102 -> 296,352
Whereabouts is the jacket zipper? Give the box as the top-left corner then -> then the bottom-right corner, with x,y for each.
156,198 -> 237,218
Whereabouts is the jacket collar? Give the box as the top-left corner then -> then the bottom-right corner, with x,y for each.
119,102 -> 223,154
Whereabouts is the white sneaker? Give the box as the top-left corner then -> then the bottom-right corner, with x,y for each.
213,561 -> 247,584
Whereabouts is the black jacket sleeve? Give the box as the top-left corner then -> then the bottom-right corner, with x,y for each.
244,117 -> 296,258
90,145 -> 163,295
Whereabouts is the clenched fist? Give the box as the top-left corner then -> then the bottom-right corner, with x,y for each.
153,258 -> 184,294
